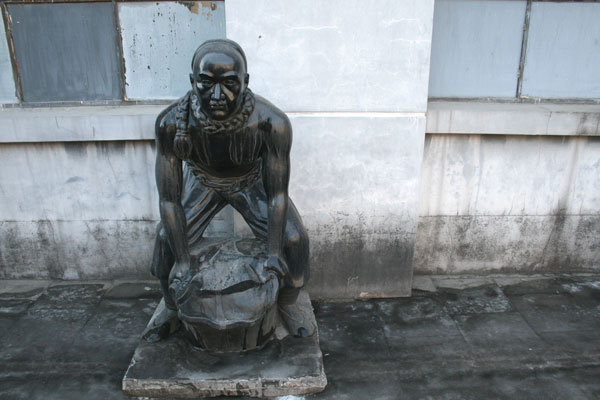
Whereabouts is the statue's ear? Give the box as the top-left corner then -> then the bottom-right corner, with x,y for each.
244,73 -> 250,85
189,73 -> 194,86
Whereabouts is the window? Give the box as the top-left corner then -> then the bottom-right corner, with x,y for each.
1,1 -> 225,105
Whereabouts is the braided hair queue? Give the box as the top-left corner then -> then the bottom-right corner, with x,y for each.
173,91 -> 192,160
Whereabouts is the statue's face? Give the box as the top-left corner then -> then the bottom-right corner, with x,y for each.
191,51 -> 248,120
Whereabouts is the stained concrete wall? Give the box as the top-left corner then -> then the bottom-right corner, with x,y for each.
0,0 -> 435,299
415,115 -> 600,274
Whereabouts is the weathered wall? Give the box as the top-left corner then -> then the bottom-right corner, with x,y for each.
0,0 -> 436,299
422,0 -> 600,276
0,138 -> 232,280
0,113 -> 426,294
118,1 -> 226,100
414,134 -> 600,274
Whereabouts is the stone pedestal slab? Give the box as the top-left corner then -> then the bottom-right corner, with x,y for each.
122,290 -> 326,398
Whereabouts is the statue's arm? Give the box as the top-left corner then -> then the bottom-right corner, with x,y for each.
155,119 -> 190,280
263,112 -> 293,277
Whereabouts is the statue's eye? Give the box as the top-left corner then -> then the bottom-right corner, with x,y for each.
224,78 -> 237,87
199,79 -> 213,86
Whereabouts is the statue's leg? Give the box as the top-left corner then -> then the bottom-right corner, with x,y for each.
181,163 -> 228,248
153,168 -> 226,306
144,167 -> 226,342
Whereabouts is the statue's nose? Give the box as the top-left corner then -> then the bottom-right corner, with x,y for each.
211,84 -> 222,100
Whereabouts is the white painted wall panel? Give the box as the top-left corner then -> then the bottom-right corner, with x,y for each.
428,0 -> 525,98
226,0 -> 434,112
118,1 -> 225,100
290,115 -> 425,219
288,115 -> 426,297
0,141 -> 158,221
522,2 -> 600,99
0,15 -> 18,103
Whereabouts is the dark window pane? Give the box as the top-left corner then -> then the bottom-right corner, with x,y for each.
8,3 -> 122,102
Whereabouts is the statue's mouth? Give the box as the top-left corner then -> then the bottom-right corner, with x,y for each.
209,102 -> 227,110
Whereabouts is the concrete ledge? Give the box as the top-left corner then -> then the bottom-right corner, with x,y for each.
2,101 -> 598,143
0,105 -> 165,143
0,106 -> 425,144
427,101 -> 600,136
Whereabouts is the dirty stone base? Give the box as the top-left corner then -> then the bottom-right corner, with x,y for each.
122,290 -> 327,398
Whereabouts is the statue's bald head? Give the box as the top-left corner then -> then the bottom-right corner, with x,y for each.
189,39 -> 250,120
191,39 -> 248,73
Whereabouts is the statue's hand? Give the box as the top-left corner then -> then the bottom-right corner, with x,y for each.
263,255 -> 289,280
169,261 -> 190,285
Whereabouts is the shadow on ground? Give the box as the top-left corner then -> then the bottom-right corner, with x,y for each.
1,274 -> 599,399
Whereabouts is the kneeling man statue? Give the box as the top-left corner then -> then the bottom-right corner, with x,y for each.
143,39 -> 313,351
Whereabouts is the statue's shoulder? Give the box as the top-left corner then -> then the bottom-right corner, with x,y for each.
252,94 -> 291,134
251,93 -> 291,152
155,100 -> 180,135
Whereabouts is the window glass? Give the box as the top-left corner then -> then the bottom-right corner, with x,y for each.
8,2 -> 122,102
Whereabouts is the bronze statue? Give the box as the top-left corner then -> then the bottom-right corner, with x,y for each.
143,39 -> 312,351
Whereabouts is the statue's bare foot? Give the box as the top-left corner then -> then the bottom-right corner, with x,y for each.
142,299 -> 181,343
279,295 -> 316,338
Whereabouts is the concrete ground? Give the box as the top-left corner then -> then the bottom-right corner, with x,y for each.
1,274 -> 599,400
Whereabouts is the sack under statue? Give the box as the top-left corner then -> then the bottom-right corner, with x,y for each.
142,39 -> 315,353
169,238 -> 281,351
